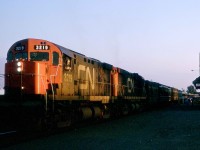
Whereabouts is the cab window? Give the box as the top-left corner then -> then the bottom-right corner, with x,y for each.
7,52 -> 13,62
15,52 -> 28,60
53,52 -> 59,65
30,52 -> 49,61
65,56 -> 72,71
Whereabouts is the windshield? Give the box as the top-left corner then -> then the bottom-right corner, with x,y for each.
15,52 -> 28,60
7,52 -> 28,62
30,52 -> 49,61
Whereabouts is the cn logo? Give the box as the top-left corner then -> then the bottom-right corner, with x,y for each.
78,65 -> 95,90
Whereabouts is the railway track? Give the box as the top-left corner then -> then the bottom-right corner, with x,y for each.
0,130 -> 17,136
0,118 -> 100,148
0,130 -> 19,148
0,114 -> 129,148
2,104 -> 199,149
0,103 -> 172,149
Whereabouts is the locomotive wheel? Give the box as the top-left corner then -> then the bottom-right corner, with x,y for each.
56,109 -> 81,128
103,112 -> 111,119
102,105 -> 111,119
57,113 -> 74,128
34,117 -> 47,131
122,104 -> 129,115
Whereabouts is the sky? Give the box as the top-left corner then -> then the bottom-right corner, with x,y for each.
0,0 -> 200,91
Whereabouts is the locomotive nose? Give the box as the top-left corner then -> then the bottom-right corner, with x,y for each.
5,61 -> 48,95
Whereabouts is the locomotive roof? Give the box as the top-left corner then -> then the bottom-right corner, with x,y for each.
54,43 -> 101,63
54,44 -> 84,59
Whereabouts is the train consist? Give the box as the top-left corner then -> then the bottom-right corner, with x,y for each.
0,38 -> 182,129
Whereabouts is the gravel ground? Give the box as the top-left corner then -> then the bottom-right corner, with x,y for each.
4,104 -> 200,150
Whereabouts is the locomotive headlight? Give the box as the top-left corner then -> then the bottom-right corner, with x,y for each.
17,67 -> 22,72
17,62 -> 22,67
17,62 -> 23,72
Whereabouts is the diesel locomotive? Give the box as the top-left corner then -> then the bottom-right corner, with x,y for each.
1,38 -> 180,129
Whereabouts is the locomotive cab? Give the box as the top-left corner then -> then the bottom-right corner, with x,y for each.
4,39 -> 62,98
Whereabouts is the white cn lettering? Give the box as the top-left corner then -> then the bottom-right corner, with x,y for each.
127,78 -> 134,93
78,65 -> 95,90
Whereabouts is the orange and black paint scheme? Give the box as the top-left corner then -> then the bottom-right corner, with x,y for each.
2,38 -> 179,129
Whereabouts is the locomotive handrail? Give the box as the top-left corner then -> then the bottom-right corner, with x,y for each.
40,75 -> 48,111
50,64 -> 62,112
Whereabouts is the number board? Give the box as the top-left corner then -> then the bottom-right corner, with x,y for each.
15,45 -> 25,51
34,45 -> 50,50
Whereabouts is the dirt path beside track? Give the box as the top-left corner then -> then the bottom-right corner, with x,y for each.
4,104 -> 200,150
